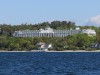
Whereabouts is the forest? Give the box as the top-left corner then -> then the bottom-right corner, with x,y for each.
0,21 -> 100,51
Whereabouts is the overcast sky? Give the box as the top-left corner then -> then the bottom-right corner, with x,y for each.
0,0 -> 100,26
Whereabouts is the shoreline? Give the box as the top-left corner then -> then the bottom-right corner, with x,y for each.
0,50 -> 100,52
47,50 -> 100,52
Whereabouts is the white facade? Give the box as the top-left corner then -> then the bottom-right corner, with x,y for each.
82,29 -> 96,36
13,27 -> 96,37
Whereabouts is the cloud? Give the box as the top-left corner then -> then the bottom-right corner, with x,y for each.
86,15 -> 100,27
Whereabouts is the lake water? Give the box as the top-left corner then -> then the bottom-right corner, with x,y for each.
0,52 -> 100,75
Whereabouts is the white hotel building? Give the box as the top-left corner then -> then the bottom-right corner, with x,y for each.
13,27 -> 96,37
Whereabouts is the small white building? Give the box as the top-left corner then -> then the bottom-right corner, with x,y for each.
36,42 -> 52,51
82,29 -> 96,36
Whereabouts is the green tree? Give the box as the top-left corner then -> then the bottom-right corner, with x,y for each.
9,43 -> 19,51
96,32 -> 100,43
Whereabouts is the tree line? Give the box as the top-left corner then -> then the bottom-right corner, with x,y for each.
0,21 -> 76,36
0,21 -> 100,51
